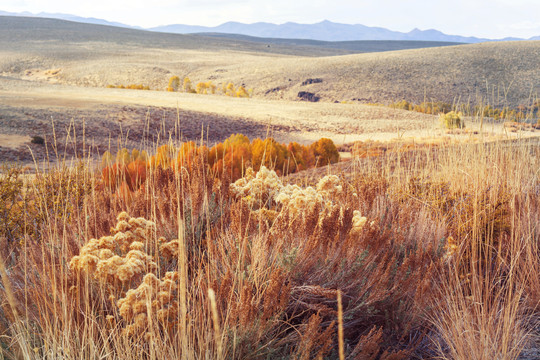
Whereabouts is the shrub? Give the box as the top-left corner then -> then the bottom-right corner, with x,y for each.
439,111 -> 465,129
126,160 -> 147,190
102,163 -> 131,190
209,134 -> 252,181
236,86 -> 250,98
251,138 -> 288,173
167,76 -> 180,92
0,165 -> 30,245
301,78 -> 323,86
310,138 -> 340,166
101,148 -> 149,191
298,91 -> 320,102
150,145 -> 176,169
30,136 -> 45,145
195,82 -> 215,95
107,84 -> 150,91
391,100 -> 412,111
176,141 -> 208,172
183,77 -> 193,93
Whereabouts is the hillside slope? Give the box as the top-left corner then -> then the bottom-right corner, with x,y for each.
222,41 -> 540,107
1,16 -> 538,108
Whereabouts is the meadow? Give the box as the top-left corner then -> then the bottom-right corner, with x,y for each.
0,16 -> 539,360
0,125 -> 539,359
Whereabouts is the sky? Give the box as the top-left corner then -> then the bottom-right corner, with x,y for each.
2,0 -> 540,39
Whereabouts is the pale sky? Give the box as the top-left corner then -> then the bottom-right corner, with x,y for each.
2,0 -> 540,39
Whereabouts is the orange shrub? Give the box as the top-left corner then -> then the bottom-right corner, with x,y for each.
115,181 -> 134,203
287,142 -> 315,172
209,134 -> 252,181
176,141 -> 209,172
101,137 -> 340,191
126,160 -> 147,190
150,145 -> 176,169
102,163 -> 131,190
310,138 -> 340,166
252,138 -> 288,174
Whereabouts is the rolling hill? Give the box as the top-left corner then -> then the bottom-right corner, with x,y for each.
0,16 -> 461,56
0,16 -> 538,109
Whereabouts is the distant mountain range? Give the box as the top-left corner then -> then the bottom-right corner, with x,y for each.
1,10 -> 538,43
150,20 -> 518,43
0,10 -> 141,29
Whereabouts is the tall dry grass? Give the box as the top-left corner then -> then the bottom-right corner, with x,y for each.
0,125 -> 538,359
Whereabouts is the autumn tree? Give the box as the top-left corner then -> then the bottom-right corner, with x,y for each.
183,77 -> 193,93
286,142 -> 315,173
208,82 -> 217,94
209,134 -> 252,181
251,138 -> 288,173
310,138 -> 340,166
236,85 -> 250,98
167,76 -> 180,92
196,82 -> 208,94
225,82 -> 236,97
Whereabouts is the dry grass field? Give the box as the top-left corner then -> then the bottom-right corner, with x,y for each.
0,16 -> 539,360
1,16 -> 538,107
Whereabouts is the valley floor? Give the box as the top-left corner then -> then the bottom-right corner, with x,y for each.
1,77 -> 537,165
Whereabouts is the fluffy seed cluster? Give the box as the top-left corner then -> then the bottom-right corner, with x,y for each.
277,175 -> 342,215
230,166 -> 283,209
350,210 -> 368,236
231,167 -> 369,231
70,212 -> 158,284
117,272 -> 179,338
70,212 -> 184,338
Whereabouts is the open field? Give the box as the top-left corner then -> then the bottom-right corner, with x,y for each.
1,17 -> 538,166
2,76 -> 537,165
0,15 -> 539,360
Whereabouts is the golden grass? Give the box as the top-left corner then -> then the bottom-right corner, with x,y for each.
0,123 -> 538,359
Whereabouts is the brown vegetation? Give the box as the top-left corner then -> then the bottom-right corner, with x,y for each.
0,133 -> 538,359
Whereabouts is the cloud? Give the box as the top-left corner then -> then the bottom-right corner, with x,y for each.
507,21 -> 540,30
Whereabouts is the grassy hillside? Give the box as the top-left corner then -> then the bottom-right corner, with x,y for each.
1,17 -> 538,108
0,16 -> 458,57
215,41 -> 540,108
198,32 -> 463,53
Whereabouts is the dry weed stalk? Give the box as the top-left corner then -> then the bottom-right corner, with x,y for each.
0,134 -> 538,359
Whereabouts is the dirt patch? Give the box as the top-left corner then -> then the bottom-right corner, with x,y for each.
0,133 -> 30,148
22,68 -> 62,83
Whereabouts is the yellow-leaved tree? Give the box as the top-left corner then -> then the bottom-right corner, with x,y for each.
167,76 -> 180,92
